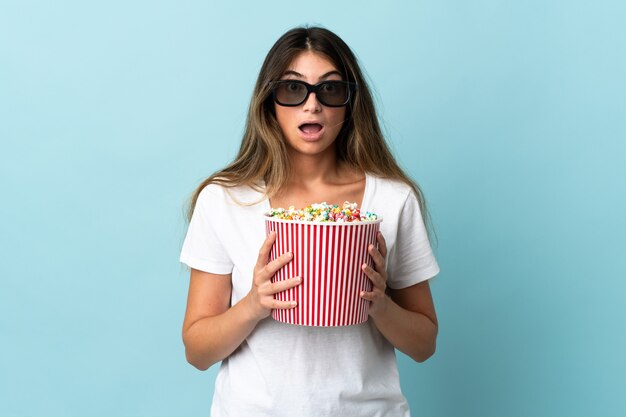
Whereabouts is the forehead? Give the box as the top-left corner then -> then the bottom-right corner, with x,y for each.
283,51 -> 341,78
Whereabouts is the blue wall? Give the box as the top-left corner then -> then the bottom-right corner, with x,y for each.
1,1 -> 625,416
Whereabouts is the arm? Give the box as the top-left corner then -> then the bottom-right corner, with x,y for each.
182,232 -> 301,371
182,269 -> 255,371
361,232 -> 438,363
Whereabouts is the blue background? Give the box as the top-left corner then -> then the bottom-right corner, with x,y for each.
1,1 -> 625,416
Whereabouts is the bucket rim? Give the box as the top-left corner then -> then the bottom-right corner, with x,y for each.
264,216 -> 382,226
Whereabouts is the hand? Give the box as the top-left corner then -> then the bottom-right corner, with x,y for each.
244,231 -> 301,321
360,231 -> 389,318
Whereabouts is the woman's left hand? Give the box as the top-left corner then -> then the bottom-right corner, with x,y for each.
360,231 -> 389,318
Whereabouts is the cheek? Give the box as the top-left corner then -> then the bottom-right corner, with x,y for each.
274,106 -> 293,132
328,109 -> 346,130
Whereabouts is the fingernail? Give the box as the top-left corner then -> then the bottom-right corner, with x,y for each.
369,244 -> 374,250
286,252 -> 293,258
291,301 -> 297,307
294,276 -> 301,282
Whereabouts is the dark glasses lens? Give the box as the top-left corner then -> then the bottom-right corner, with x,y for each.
271,80 -> 356,107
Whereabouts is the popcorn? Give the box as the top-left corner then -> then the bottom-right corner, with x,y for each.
265,201 -> 378,222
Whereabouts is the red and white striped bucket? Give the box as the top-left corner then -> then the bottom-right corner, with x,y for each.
265,217 -> 382,326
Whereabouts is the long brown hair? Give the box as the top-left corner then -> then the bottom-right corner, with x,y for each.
185,26 -> 435,239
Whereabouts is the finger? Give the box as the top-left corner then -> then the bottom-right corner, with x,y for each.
270,276 -> 302,294
362,263 -> 386,289
360,290 -> 376,301
270,299 -> 298,310
368,244 -> 386,272
377,231 -> 388,258
259,251 -> 293,281
256,231 -> 277,269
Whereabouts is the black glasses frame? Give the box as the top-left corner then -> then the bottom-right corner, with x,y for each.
270,80 -> 357,107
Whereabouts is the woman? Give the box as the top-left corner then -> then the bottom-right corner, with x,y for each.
180,26 -> 440,416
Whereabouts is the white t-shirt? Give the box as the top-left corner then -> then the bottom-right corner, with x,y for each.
180,173 -> 440,417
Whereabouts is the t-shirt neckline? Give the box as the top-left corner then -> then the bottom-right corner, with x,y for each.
261,172 -> 372,212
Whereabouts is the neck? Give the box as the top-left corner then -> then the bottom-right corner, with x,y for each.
287,148 -> 342,186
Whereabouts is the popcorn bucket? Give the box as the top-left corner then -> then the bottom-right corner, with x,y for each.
265,217 -> 383,326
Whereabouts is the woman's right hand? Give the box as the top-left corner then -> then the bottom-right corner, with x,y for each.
243,231 -> 301,321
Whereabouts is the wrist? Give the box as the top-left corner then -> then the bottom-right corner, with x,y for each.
369,294 -> 393,322
239,293 -> 266,324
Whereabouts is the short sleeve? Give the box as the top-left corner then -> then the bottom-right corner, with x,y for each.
386,190 -> 440,289
179,186 -> 234,274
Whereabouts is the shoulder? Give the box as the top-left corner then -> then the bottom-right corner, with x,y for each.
365,174 -> 424,227
367,174 -> 414,203
198,182 -> 266,208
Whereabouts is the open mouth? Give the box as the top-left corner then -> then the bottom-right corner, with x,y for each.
298,123 -> 324,134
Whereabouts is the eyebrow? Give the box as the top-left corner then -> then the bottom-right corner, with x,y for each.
282,70 -> 343,80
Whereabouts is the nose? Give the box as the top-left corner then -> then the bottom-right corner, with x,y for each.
302,91 -> 322,113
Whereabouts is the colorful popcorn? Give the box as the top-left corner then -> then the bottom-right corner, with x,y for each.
265,201 -> 378,222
